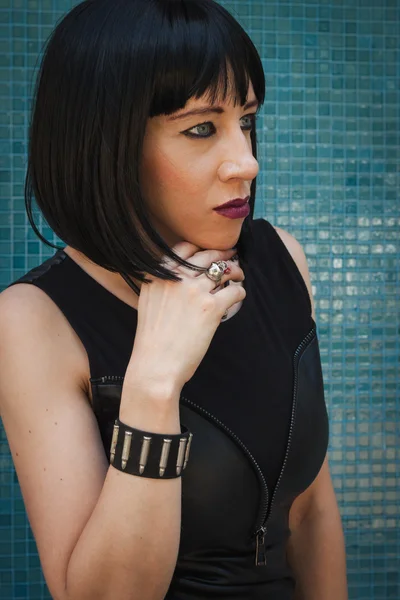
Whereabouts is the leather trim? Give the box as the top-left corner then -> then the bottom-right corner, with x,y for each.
6,249 -> 66,288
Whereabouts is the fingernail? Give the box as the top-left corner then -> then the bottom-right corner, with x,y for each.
224,266 -> 231,274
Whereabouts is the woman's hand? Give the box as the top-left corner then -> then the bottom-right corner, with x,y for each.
124,242 -> 245,396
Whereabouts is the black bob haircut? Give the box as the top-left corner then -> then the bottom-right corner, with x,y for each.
26,0 -> 266,292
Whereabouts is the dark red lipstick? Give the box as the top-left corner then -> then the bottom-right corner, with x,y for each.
213,196 -> 250,220
215,196 -> 250,209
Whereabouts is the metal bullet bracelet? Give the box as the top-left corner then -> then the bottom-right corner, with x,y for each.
110,418 -> 193,479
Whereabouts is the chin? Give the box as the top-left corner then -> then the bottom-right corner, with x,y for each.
196,230 -> 242,252
172,218 -> 244,251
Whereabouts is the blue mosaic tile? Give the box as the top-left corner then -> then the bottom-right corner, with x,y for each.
0,1 -> 399,599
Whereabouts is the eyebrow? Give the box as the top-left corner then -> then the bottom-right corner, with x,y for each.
166,99 -> 260,122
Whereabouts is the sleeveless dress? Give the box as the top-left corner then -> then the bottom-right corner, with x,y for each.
8,217 -> 329,599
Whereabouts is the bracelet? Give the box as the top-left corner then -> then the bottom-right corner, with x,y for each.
110,418 -> 193,479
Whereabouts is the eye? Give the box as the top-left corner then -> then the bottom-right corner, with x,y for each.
182,113 -> 259,139
184,122 -> 216,138
241,114 -> 256,130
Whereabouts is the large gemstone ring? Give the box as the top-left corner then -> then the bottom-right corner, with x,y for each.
205,260 -> 228,284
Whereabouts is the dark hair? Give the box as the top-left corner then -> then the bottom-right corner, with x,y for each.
26,0 -> 265,290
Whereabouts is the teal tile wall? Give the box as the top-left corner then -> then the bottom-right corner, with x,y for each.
0,1 -> 399,599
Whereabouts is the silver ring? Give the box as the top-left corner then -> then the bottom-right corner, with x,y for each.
205,260 -> 228,284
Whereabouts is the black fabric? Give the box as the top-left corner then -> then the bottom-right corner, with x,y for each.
8,218 -> 329,599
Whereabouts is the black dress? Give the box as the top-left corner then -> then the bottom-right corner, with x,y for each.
8,218 -> 329,599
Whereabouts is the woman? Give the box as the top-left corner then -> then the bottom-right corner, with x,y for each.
0,0 -> 347,598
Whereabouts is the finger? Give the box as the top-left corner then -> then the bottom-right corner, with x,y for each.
178,248 -> 237,278
160,241 -> 201,271
160,243 -> 235,272
198,261 -> 245,293
213,281 -> 247,315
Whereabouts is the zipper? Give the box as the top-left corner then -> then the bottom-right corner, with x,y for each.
91,372 -> 269,566
264,325 -> 316,523
89,325 -> 316,567
90,375 -> 125,384
179,395 -> 270,567
179,326 -> 316,566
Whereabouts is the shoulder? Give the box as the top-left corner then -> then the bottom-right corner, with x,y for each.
273,226 -> 308,270
253,219 -> 316,321
0,283 -> 91,400
0,285 -> 107,597
251,218 -> 308,267
273,225 -> 315,321
0,283 -> 57,341
0,281 -> 65,332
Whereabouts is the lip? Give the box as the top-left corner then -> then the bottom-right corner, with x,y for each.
214,195 -> 250,210
214,203 -> 250,220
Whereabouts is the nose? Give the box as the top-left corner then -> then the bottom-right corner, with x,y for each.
217,130 -> 259,183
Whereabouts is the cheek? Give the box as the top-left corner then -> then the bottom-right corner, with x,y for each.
143,149 -> 207,214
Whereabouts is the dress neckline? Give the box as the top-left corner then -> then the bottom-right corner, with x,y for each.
59,248 -> 249,326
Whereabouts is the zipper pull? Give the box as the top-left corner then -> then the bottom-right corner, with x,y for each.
255,526 -> 267,566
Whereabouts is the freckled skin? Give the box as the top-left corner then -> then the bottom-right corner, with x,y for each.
139,79 -> 259,251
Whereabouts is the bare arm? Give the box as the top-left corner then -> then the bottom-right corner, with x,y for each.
274,226 -> 348,598
287,458 -> 348,600
0,285 -> 182,600
0,244 -> 244,600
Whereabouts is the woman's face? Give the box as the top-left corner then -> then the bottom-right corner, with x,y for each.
139,78 -> 260,251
